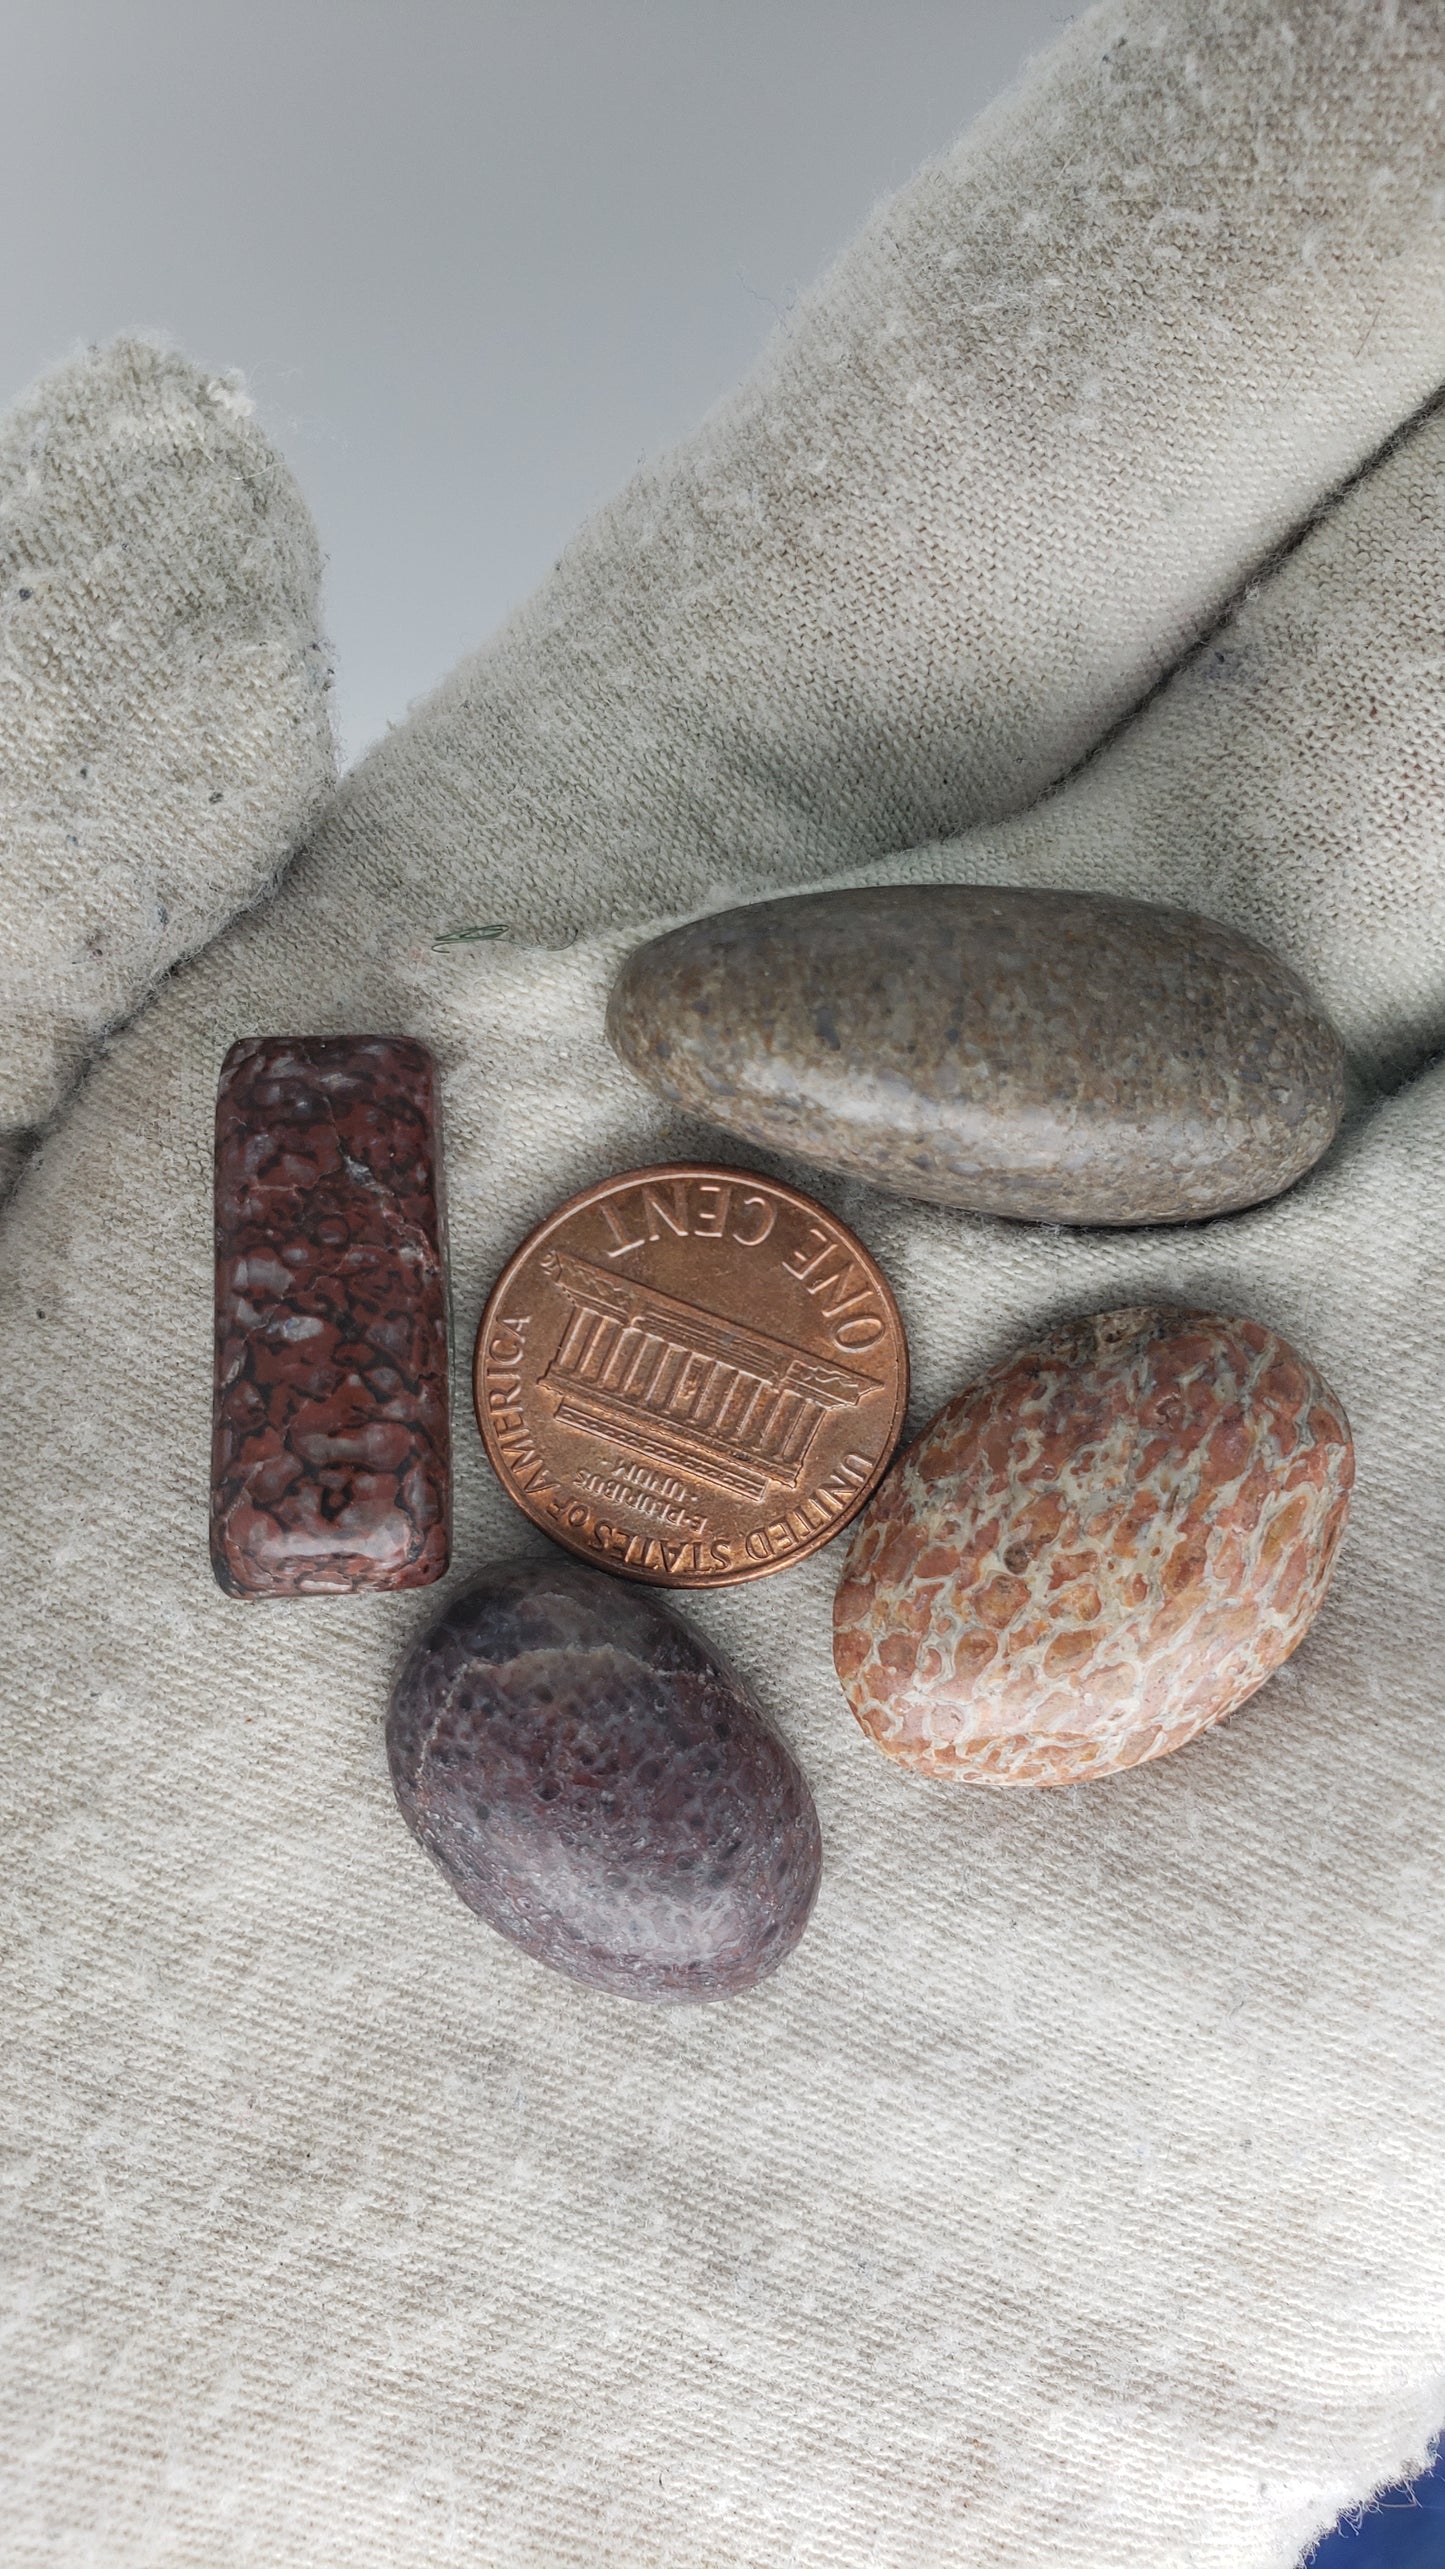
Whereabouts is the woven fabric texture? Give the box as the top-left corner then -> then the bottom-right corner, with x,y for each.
5,6 -> 1445,2564
0,338 -> 335,1196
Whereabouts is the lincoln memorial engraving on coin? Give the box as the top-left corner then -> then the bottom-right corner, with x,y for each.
474,1165 -> 909,1588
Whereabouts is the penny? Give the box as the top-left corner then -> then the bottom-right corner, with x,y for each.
474,1163 -> 909,1587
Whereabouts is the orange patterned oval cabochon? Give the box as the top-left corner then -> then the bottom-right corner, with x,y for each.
833,1307 -> 1354,1787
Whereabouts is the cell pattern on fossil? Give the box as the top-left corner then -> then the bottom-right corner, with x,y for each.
607,884 -> 1347,1224
387,1555 -> 822,2001
833,1307 -> 1354,1787
211,1034 -> 450,1597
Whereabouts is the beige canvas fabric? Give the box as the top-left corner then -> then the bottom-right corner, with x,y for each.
5,5 -> 1445,2563
0,338 -> 334,1196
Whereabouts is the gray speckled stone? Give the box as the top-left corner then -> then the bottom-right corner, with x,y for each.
607,885 -> 1347,1225
387,1556 -> 821,2002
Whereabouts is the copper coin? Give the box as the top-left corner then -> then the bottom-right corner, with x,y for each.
474,1163 -> 909,1588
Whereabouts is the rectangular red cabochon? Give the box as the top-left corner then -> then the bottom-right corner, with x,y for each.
211,1034 -> 450,1598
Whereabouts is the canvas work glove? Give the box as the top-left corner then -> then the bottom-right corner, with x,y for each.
4,7 -> 1445,2565
0,342 -> 333,1195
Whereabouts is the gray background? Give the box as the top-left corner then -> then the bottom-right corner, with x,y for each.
3,0 -> 1068,762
